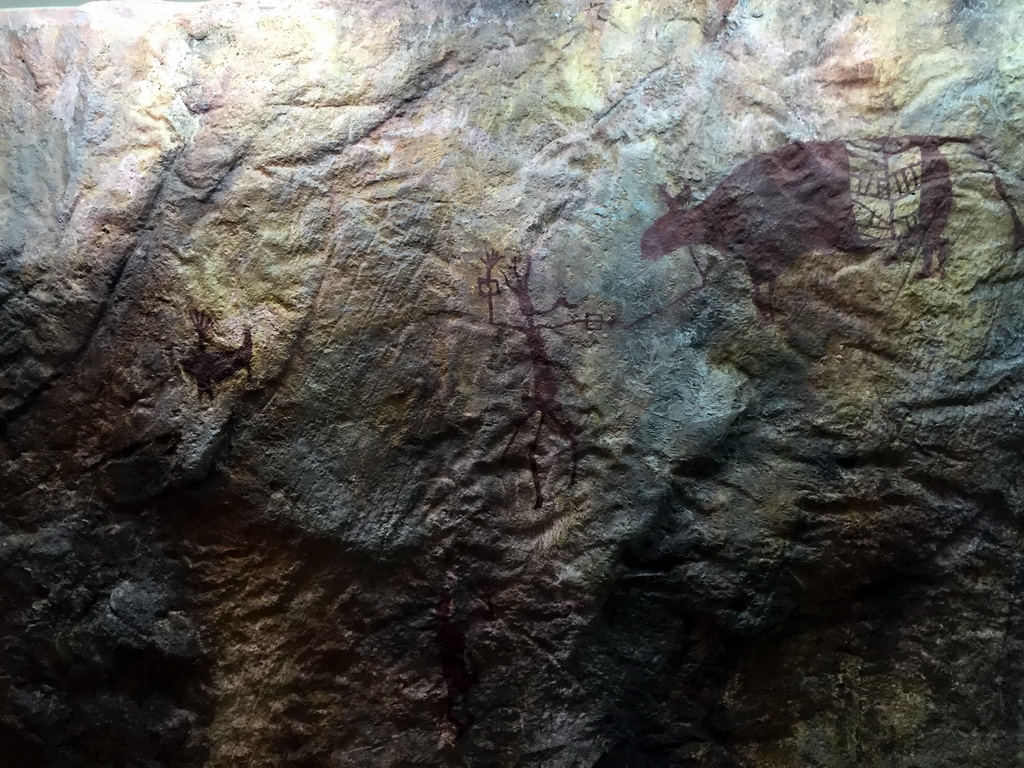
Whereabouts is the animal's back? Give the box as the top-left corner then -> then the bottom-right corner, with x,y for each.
705,140 -> 857,281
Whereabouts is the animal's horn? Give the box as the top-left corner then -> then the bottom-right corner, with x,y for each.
658,184 -> 675,209
658,184 -> 691,211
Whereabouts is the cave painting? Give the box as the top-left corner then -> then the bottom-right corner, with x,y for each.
478,250 -> 610,509
181,309 -> 253,399
641,135 -> 1024,320
432,574 -> 496,744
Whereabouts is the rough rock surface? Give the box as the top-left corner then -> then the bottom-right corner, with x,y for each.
3,0 -> 1024,765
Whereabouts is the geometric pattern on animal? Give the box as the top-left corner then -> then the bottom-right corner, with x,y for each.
847,139 -> 925,254
639,134 -> 1024,320
181,309 -> 253,399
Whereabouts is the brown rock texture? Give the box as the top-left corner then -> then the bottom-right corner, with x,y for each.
3,0 -> 1024,765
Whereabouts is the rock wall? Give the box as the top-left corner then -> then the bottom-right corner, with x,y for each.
3,0 -> 1024,765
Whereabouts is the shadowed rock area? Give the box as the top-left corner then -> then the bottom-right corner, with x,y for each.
3,0 -> 1024,765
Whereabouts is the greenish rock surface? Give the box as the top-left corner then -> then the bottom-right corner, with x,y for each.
3,0 -> 1024,765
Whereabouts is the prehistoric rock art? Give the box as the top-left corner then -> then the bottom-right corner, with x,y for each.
7,1 -> 1024,765
478,250 -> 608,509
432,575 -> 493,744
181,310 -> 253,399
641,135 -> 1024,319
434,583 -> 476,742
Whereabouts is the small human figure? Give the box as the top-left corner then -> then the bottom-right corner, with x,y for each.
433,571 -> 494,746
479,250 -> 610,508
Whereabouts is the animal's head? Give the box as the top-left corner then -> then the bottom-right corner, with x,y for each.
640,184 -> 703,260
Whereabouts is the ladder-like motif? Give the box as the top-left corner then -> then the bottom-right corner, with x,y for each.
847,138 -> 926,255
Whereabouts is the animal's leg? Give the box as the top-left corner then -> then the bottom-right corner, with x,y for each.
918,179 -> 951,278
935,237 -> 950,275
528,414 -> 547,509
690,248 -> 710,286
885,236 -> 912,266
752,279 -> 775,324
918,245 -> 933,278
918,234 -> 949,278
904,139 -> 954,278
751,281 -> 764,310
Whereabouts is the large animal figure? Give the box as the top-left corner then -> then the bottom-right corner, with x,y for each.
640,135 -> 1024,318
